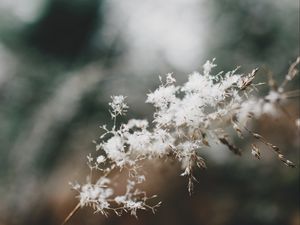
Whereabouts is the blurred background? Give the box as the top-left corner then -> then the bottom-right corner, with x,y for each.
0,0 -> 299,224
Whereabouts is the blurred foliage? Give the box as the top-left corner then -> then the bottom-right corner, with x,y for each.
27,0 -> 101,59
208,0 -> 298,73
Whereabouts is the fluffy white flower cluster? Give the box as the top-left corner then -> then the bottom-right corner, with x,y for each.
109,95 -> 129,120
71,58 -> 298,217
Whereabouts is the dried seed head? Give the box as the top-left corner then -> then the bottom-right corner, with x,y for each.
251,144 -> 261,159
278,154 -> 296,168
239,68 -> 259,90
219,136 -> 242,156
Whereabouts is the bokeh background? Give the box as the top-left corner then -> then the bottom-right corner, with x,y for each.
0,0 -> 299,225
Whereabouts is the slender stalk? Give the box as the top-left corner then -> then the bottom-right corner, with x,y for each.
62,203 -> 81,225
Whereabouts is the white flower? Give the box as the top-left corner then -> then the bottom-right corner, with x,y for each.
96,155 -> 106,164
203,58 -> 216,75
166,72 -> 176,84
102,135 -> 127,166
146,85 -> 178,109
79,180 -> 113,208
265,91 -> 281,103
109,95 -> 129,117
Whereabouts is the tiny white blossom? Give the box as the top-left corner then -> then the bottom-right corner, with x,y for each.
146,85 -> 178,109
102,135 -> 128,167
96,155 -> 106,164
109,95 -> 129,117
265,91 -> 281,103
203,58 -> 216,75
166,72 -> 176,84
